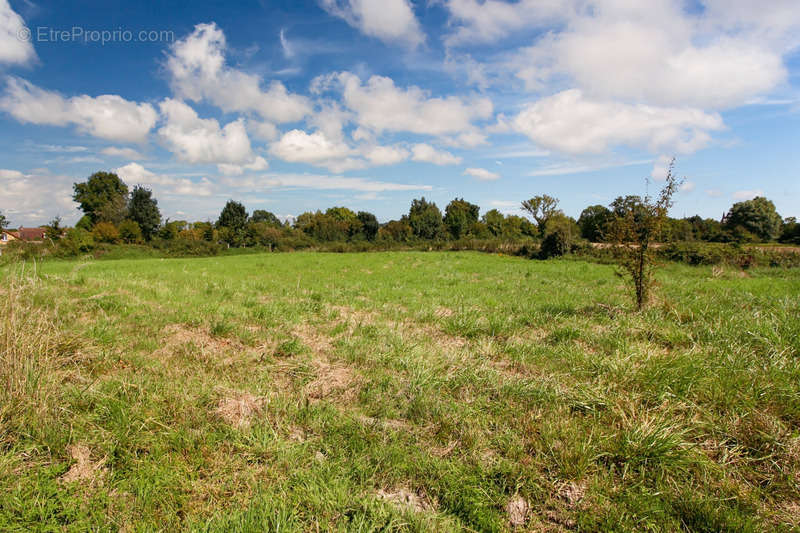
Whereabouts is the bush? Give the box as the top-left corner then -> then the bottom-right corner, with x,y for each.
118,220 -> 143,244
92,222 -> 120,244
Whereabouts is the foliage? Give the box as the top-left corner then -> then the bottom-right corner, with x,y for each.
325,206 -> 363,238
578,205 -> 612,242
780,217 -> 800,244
378,219 -> 413,242
482,209 -> 504,237
217,200 -> 249,246
521,194 -> 560,232
606,160 -> 682,310
251,210 -> 282,227
443,198 -> 480,239
43,216 -> 64,241
91,221 -> 121,244
357,211 -> 379,241
118,220 -> 143,244
724,197 -> 783,242
72,171 -> 129,225
128,186 -> 161,240
61,228 -> 95,253
0,210 -> 7,229
408,197 -> 444,239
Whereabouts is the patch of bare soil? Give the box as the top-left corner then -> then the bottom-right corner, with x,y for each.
557,481 -> 586,507
434,307 -> 454,318
376,488 -> 434,513
61,444 -> 106,485
506,495 -> 529,528
159,324 -> 243,359
304,359 -> 357,401
214,391 -> 267,428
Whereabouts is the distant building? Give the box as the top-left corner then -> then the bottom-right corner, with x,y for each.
0,227 -> 47,246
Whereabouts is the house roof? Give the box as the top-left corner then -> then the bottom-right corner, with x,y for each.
14,227 -> 46,241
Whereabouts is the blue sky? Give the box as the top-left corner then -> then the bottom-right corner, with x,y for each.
0,0 -> 798,226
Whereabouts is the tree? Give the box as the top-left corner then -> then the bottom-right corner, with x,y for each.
251,210 -> 282,227
521,194 -> 560,232
578,205 -> 612,242
73,171 -> 129,225
357,211 -> 379,241
326,207 -> 362,238
723,196 -> 782,242
44,216 -> 64,241
780,217 -> 800,244
92,221 -> 121,243
0,210 -> 8,229
118,220 -> 143,244
482,209 -> 504,237
444,198 -> 480,239
379,219 -> 413,242
217,200 -> 249,246
128,186 -> 161,240
539,213 -> 579,258
408,197 -> 444,239
606,160 -> 682,310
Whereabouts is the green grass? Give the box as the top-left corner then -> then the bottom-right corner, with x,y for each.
1,252 -> 799,531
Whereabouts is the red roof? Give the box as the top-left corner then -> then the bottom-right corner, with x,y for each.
14,227 -> 46,241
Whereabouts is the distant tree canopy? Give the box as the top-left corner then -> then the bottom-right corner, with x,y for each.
251,210 -> 282,227
724,196 -> 783,242
521,194 -> 560,231
0,210 -> 8,229
357,211 -> 380,241
482,209 -> 504,237
578,205 -> 612,242
73,171 -> 129,224
217,200 -> 249,231
444,198 -> 480,239
128,186 -> 161,240
409,197 -> 444,239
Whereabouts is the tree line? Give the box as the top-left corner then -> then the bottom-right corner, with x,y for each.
1,170 -> 798,254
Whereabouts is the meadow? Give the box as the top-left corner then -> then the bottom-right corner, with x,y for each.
1,251 -> 799,531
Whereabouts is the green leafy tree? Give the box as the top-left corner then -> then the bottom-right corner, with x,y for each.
578,205 -> 612,242
780,217 -> 800,244
92,221 -> 121,244
521,194 -> 560,233
217,200 -> 249,246
482,209 -> 505,237
357,211 -> 380,241
44,216 -> 64,241
118,220 -> 143,244
251,210 -> 282,227
378,219 -> 413,242
443,198 -> 480,239
723,196 -> 782,242
0,210 -> 8,229
73,171 -> 129,225
408,197 -> 443,240
325,207 -> 362,238
539,213 -> 579,258
128,186 -> 161,240
606,161 -> 683,310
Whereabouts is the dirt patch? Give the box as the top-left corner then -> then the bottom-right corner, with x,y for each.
434,307 -> 454,318
557,481 -> 586,507
292,323 -> 333,355
304,359 -> 357,401
358,415 -> 409,431
160,324 -> 242,358
331,305 -> 378,327
431,440 -> 458,458
214,391 -> 267,429
376,488 -> 434,513
506,494 -> 529,528
61,444 -> 106,485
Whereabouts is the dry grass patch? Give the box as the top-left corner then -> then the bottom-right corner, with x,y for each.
304,359 -> 357,402
505,494 -> 529,528
214,391 -> 267,429
376,487 -> 434,513
61,444 -> 107,485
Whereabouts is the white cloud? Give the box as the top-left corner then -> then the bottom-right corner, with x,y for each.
443,0 -> 568,47
217,156 -> 269,176
410,144 -> 462,165
732,189 -> 764,201
364,145 -> 409,166
0,77 -> 157,142
247,120 -> 280,141
679,181 -> 695,192
329,72 -> 493,137
270,129 -> 364,173
167,23 -> 311,123
464,167 -> 500,181
115,162 -> 215,197
158,98 -> 255,165
513,89 -> 724,155
528,158 -> 652,176
319,0 -> 424,47
0,168 -> 79,224
101,147 -> 145,160
0,0 -> 36,65
650,155 -> 672,181
222,172 -> 432,193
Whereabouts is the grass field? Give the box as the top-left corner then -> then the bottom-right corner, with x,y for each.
2,252 -> 799,531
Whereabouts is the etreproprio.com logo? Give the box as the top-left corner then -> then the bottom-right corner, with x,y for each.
17,26 -> 175,45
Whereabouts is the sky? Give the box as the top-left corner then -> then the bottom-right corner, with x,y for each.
0,0 -> 798,227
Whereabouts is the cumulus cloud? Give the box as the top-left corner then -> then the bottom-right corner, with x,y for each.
0,168 -> 79,224
513,89 -> 724,155
222,172 -> 432,193
115,162 -> 215,196
157,98 -> 255,165
0,77 -> 157,142
732,189 -> 765,200
0,0 -> 36,65
321,72 -> 493,137
270,129 -> 365,173
410,144 -> 462,165
167,23 -> 311,123
364,145 -> 409,166
217,156 -> 269,176
319,0 -> 424,47
464,167 -> 500,181
101,147 -> 146,160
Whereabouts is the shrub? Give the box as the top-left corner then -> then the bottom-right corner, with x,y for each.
118,220 -> 143,244
92,221 -> 120,243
